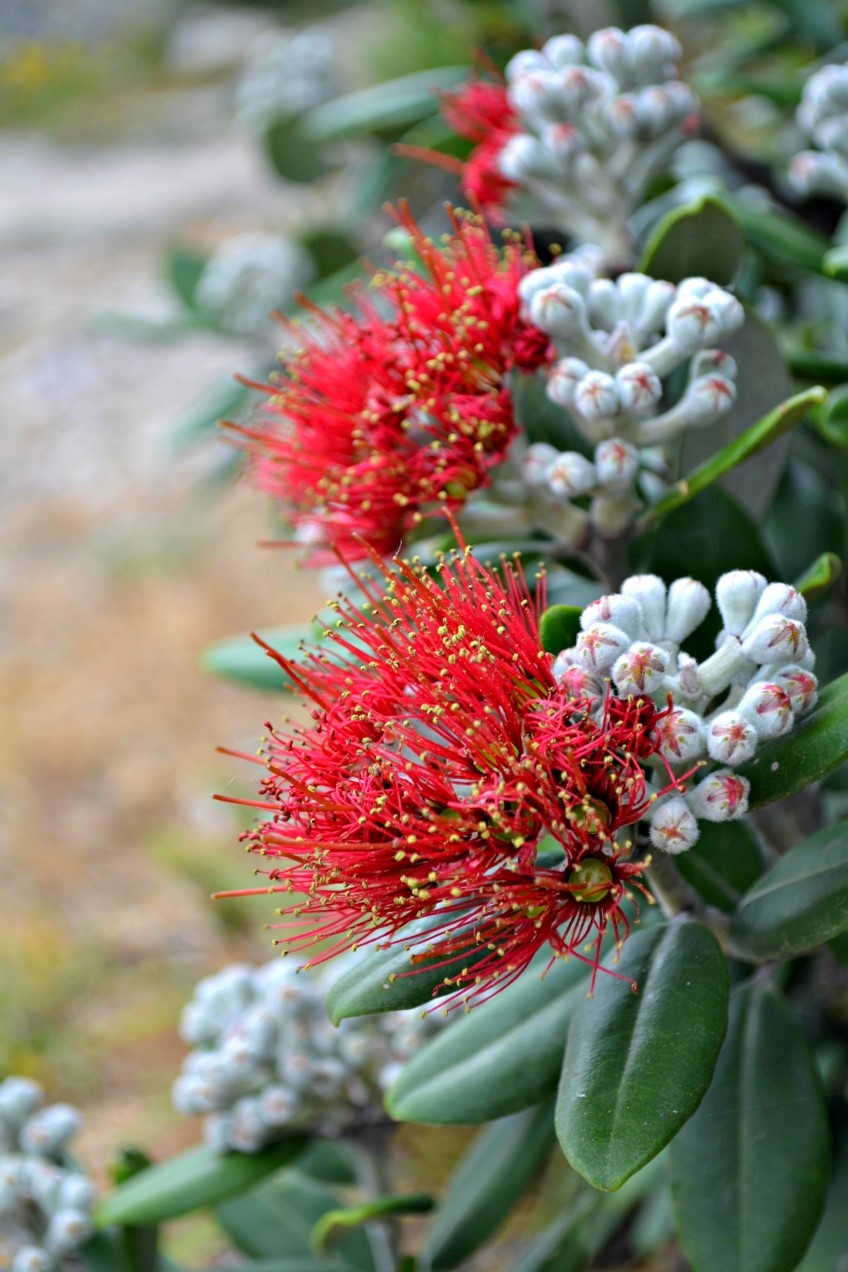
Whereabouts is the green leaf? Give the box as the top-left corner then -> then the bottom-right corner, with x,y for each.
425,1102 -> 556,1270
738,670 -> 848,807
216,1169 -> 375,1269
675,820 -> 763,913
302,67 -> 468,142
824,244 -> 848,279
730,821 -> 848,960
638,195 -> 745,285
96,1140 -> 306,1226
671,985 -> 829,1272
721,194 -> 829,275
312,1194 -> 434,1254
212,1263 -> 337,1272
326,918 -> 483,1022
265,114 -> 331,185
171,374 -> 256,451
298,228 -> 360,280
539,605 -> 583,656
795,552 -> 842,602
787,345 -> 848,386
387,954 -> 593,1124
556,921 -> 728,1191
796,1119 -> 848,1271
202,625 -> 317,692
643,386 -> 826,527
165,248 -> 207,312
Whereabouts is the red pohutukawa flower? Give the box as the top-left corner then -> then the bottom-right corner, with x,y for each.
230,209 -> 550,562
441,79 -> 520,214
218,544 -> 687,1005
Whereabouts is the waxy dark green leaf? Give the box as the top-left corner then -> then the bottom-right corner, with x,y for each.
730,821 -> 848,960
642,386 -> 826,527
387,954 -> 592,1124
202,625 -> 317,692
721,194 -> 829,274
638,195 -> 745,285
671,986 -> 829,1272
97,1140 -> 306,1226
326,919 -> 482,1022
556,921 -> 728,1191
539,605 -> 582,657
425,1102 -> 556,1270
795,552 -> 842,601
675,820 -> 763,913
303,67 -> 468,142
796,1120 -> 848,1271
738,670 -> 848,807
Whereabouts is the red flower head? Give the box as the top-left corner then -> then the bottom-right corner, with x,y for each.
218,543 -> 687,1007
231,210 -> 550,563
441,79 -> 520,215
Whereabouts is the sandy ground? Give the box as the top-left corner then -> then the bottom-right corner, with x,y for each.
0,14 -> 329,1179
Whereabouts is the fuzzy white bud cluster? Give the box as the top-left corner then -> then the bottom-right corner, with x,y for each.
195,233 -> 314,337
0,1078 -> 94,1272
234,27 -> 339,132
519,262 -> 743,541
500,26 -> 699,260
172,959 -> 436,1153
552,572 -> 817,854
791,62 -> 848,201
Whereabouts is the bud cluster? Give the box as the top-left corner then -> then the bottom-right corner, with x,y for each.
172,958 -> 436,1153
790,61 -> 848,201
519,260 -> 743,541
195,233 -> 314,338
0,1078 -> 94,1272
500,26 -> 699,260
234,26 -> 339,132
553,572 -> 817,853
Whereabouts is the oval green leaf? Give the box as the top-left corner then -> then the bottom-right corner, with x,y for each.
539,605 -> 583,657
202,626 -> 317,692
795,551 -> 842,602
730,821 -> 848,960
325,918 -> 484,1022
425,1102 -> 556,1271
738,670 -> 848,807
675,820 -> 764,914
387,954 -> 593,1124
556,921 -> 728,1191
639,195 -> 745,285
671,985 -> 829,1272
96,1139 -> 306,1227
721,194 -> 829,274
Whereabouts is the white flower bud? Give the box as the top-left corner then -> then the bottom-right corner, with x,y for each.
666,295 -> 725,354
630,24 -> 681,75
542,34 -> 585,69
44,1209 -> 93,1257
664,577 -> 711,644
588,278 -> 622,330
621,574 -> 667,641
548,451 -> 597,498
686,770 -> 750,822
773,665 -> 818,715
738,681 -> 795,739
587,27 -> 630,80
606,93 -> 641,138
521,442 -> 558,487
594,439 -> 639,490
574,371 -> 619,420
683,374 -> 736,424
553,661 -> 604,702
580,593 -> 643,637
529,283 -> 588,338
649,797 -> 700,854
560,65 -> 608,112
58,1173 -> 96,1212
638,280 -> 676,337
26,1159 -> 66,1211
204,1113 -> 235,1153
612,641 -> 669,696
676,651 -> 702,699
615,362 -> 662,416
11,1247 -> 49,1272
258,1084 -> 298,1127
505,49 -> 548,83
690,349 -> 737,380
541,122 -> 582,165
499,133 -> 559,182
547,360 -> 590,410
0,1155 -> 28,1204
741,615 -> 808,666
229,1097 -> 267,1153
706,711 -> 758,765
746,582 -> 807,629
576,622 -> 632,674
21,1105 -> 80,1159
715,570 -> 767,636
511,69 -> 567,119
654,707 -> 705,762
0,1079 -> 43,1130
